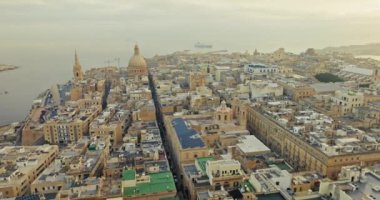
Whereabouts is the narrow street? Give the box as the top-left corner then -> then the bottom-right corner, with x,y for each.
148,72 -> 185,199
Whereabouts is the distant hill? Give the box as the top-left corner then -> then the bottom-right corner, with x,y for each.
318,43 -> 380,55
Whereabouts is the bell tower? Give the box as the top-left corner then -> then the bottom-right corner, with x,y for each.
73,50 -> 84,82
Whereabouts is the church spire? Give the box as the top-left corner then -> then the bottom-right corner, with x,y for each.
73,49 -> 84,82
75,49 -> 80,66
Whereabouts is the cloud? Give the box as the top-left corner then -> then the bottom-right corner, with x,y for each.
0,0 -> 380,56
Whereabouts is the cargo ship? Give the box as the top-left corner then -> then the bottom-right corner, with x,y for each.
194,42 -> 212,49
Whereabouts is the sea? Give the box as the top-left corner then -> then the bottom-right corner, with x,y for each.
0,63 -> 72,125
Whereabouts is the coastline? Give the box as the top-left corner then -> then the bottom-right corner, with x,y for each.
0,64 -> 19,72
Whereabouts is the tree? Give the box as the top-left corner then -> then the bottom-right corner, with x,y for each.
315,73 -> 344,82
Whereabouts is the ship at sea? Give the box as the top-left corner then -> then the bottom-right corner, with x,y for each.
194,42 -> 213,49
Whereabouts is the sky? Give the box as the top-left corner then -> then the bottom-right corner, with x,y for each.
1,0 -> 380,66
1,0 -> 380,124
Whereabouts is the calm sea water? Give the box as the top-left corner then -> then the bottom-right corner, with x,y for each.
0,49 -> 133,126
0,64 -> 72,125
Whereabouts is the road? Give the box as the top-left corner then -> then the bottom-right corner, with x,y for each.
148,72 -> 185,199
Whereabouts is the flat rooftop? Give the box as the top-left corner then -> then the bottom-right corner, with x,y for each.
122,169 -> 136,181
348,172 -> 380,200
196,157 -> 215,174
237,135 -> 271,154
251,100 -> 380,156
123,171 -> 176,197
172,118 -> 206,149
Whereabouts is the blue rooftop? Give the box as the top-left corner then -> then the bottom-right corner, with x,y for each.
15,195 -> 41,200
172,118 -> 205,149
257,193 -> 285,200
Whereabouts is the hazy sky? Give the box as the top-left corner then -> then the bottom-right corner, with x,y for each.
1,0 -> 380,66
1,0 -> 380,124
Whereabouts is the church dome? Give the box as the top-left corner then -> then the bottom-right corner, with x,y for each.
128,44 -> 147,69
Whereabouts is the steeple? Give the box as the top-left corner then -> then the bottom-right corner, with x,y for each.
73,50 -> 84,82
75,49 -> 80,66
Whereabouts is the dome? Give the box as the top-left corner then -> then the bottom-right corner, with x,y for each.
128,45 -> 147,69
216,100 -> 231,112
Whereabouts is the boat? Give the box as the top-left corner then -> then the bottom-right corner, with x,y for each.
194,42 -> 212,49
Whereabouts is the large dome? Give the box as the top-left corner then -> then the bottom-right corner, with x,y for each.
128,44 -> 147,68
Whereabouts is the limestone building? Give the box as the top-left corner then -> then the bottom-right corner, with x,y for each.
164,116 -> 210,169
249,80 -> 283,100
189,72 -> 206,91
246,100 -> 380,179
122,170 -> 176,200
331,90 -> 364,115
43,105 -> 100,145
0,145 -> 58,198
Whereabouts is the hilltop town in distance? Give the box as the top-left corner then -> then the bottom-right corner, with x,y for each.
1,44 -> 380,200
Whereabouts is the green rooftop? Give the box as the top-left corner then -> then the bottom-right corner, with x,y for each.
271,162 -> 292,171
122,169 -> 136,181
88,143 -> 97,151
123,171 -> 176,197
196,157 -> 215,174
243,180 -> 255,192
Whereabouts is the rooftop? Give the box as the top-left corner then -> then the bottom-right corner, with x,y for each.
172,118 -> 206,149
123,171 -> 176,197
347,172 -> 380,200
251,100 -> 380,156
237,135 -> 271,154
196,157 -> 215,174
122,169 -> 136,181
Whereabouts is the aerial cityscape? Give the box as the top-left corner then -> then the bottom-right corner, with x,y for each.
1,1 -> 380,200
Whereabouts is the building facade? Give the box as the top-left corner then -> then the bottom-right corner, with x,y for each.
246,105 -> 380,179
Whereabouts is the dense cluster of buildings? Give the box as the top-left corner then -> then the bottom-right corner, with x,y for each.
147,48 -> 380,200
1,47 -> 380,200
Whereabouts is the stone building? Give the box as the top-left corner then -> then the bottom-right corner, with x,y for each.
189,72 -> 206,91
246,101 -> 380,179
164,116 -> 210,167
0,145 -> 58,198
